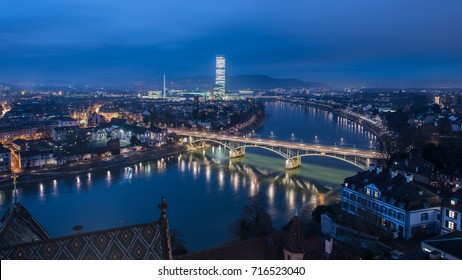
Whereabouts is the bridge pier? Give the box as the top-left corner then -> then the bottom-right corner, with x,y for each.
285,156 -> 301,170
230,147 -> 245,159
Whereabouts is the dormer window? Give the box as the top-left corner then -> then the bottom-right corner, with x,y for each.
451,199 -> 458,206
366,189 -> 371,196
374,192 -> 379,199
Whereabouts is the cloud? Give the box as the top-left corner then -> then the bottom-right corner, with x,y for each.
0,0 -> 461,85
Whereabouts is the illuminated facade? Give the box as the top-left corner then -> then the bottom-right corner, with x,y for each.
214,55 -> 226,99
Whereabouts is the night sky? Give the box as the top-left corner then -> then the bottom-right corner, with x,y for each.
1,0 -> 462,86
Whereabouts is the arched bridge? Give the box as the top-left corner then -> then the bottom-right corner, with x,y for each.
170,129 -> 380,170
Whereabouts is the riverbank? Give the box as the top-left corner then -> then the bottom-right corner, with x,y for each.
282,98 -> 385,138
0,144 -> 187,188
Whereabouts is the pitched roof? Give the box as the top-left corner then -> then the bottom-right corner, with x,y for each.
422,230 -> 462,260
0,221 -> 164,260
344,167 -> 441,211
283,215 -> 307,254
0,203 -> 51,247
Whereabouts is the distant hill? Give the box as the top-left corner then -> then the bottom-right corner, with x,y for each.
227,75 -> 326,90
155,75 -> 326,91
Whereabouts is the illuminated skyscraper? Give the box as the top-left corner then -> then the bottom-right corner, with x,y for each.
214,55 -> 225,99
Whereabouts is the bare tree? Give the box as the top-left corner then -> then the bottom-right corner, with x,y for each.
378,134 -> 398,168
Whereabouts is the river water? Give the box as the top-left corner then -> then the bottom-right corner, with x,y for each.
0,102 -> 376,252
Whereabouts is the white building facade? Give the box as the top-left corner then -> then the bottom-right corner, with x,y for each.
341,166 -> 441,240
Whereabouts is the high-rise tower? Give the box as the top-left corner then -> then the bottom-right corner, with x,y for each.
214,55 -> 226,99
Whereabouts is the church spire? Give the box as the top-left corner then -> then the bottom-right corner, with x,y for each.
158,196 -> 173,260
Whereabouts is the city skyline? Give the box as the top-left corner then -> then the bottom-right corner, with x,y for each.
1,1 -> 462,87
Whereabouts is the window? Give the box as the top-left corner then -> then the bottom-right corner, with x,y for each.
388,209 -> 396,218
349,205 -> 356,213
421,213 -> 429,221
366,189 -> 371,196
398,213 -> 404,221
381,206 -> 387,214
381,218 -> 387,227
374,192 -> 379,199
372,203 -> 378,211
447,221 -> 456,230
448,210 -> 457,219
343,202 -> 350,210
451,199 -> 458,206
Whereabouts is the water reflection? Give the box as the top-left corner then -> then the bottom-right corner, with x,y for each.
0,102 -> 364,252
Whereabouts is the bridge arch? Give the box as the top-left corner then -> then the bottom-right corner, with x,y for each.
298,154 -> 366,170
190,139 -> 232,150
190,138 -> 371,170
190,139 -> 289,159
238,145 -> 289,159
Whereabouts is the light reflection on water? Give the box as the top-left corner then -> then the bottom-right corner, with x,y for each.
0,102 -> 367,252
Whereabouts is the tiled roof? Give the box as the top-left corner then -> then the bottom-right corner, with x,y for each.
284,215 -> 307,254
0,221 -> 164,260
0,203 -> 51,247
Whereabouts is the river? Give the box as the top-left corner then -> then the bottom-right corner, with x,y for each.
0,101 -> 376,252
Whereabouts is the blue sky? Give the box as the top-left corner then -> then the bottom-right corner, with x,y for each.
1,0 -> 462,86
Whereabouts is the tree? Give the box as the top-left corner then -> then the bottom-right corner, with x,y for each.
378,134 -> 398,168
170,229 -> 188,256
130,135 -> 141,146
437,117 -> 452,136
230,218 -> 252,241
243,193 -> 274,237
230,193 -> 274,241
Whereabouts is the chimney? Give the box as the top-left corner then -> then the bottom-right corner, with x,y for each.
369,164 -> 375,172
405,173 -> 413,183
376,166 -> 383,174
390,170 -> 398,179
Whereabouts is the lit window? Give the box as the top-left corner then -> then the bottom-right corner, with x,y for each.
448,221 -> 455,230
366,189 -> 371,196
381,218 -> 386,227
451,199 -> 458,205
449,210 -> 457,219
374,192 -> 379,198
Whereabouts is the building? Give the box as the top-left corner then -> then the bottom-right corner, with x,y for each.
421,230 -> 462,260
148,126 -> 168,147
283,213 -> 307,260
439,167 -> 462,191
0,145 -> 11,173
341,165 -> 441,240
214,55 -> 226,99
0,122 -> 55,142
18,149 -> 54,169
440,191 -> 462,234
49,116 -> 78,127
0,195 -> 173,260
52,126 -> 79,143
